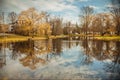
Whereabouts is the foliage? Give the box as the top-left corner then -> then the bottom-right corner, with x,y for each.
12,8 -> 51,36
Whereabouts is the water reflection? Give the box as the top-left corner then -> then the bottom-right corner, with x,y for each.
52,39 -> 62,55
10,39 -> 63,69
0,38 -> 120,79
80,38 -> 120,79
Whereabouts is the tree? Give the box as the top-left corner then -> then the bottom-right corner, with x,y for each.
16,8 -> 43,35
8,12 -> 17,24
8,12 -> 18,33
0,12 -> 9,33
0,13 -> 3,24
50,17 -> 63,35
80,6 -> 94,35
0,24 -> 9,33
63,21 -> 71,35
75,22 -> 81,34
14,7 -> 51,36
109,0 -> 120,35
89,13 -> 116,36
90,14 -> 105,36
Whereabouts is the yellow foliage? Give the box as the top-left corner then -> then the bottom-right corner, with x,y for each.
36,23 -> 51,35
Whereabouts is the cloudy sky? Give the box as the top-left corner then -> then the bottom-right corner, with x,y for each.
0,0 -> 111,23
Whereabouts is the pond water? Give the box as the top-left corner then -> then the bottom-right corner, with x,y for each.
0,37 -> 120,80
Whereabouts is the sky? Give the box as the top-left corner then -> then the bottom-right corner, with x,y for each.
0,0 -> 112,24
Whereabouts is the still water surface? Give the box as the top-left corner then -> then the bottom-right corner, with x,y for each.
0,38 -> 120,79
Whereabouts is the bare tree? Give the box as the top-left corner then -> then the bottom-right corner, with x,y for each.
8,12 -> 17,33
80,6 -> 94,35
0,12 -> 9,33
8,12 -> 17,24
50,17 -> 63,35
0,13 -> 3,24
109,0 -> 120,35
63,21 -> 72,35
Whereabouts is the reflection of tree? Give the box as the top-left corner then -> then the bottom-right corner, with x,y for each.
34,39 -> 52,54
75,37 -> 80,46
81,39 -> 120,77
80,37 -> 92,65
0,43 -> 9,68
52,39 -> 62,55
11,39 -> 63,69
91,40 -> 104,60
81,38 -> 120,64
19,52 -> 46,70
68,37 -> 72,49
104,41 -> 120,75
11,40 -> 34,60
81,39 -> 117,61
11,40 -> 52,69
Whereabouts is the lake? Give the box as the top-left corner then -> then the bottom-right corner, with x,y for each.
0,37 -> 120,80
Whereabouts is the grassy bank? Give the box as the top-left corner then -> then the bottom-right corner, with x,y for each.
0,33 -> 120,43
0,34 -> 29,43
0,34 -> 68,43
94,36 -> 120,41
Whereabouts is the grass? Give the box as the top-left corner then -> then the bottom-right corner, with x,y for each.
0,34 -> 68,43
0,33 -> 120,43
94,36 -> 120,41
0,34 -> 29,43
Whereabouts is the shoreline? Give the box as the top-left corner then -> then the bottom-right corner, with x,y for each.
0,34 -> 69,43
0,34 -> 120,43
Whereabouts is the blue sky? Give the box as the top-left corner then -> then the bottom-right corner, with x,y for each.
0,0 -> 111,23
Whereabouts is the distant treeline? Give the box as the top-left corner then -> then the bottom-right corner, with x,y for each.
0,0 -> 120,36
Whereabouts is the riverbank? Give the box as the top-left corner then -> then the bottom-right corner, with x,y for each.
94,36 -> 120,41
0,34 -> 68,43
0,33 -> 120,43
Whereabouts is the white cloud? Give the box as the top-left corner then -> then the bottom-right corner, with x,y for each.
66,0 -> 75,3
106,4 -> 114,8
106,4 -> 118,8
65,0 -> 89,3
34,0 -> 78,12
89,5 -> 99,10
78,0 -> 89,2
0,0 -> 78,12
0,0 -> 79,23
62,12 -> 79,24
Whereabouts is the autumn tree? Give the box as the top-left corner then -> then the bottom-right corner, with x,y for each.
14,8 -> 51,36
16,8 -> 43,35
